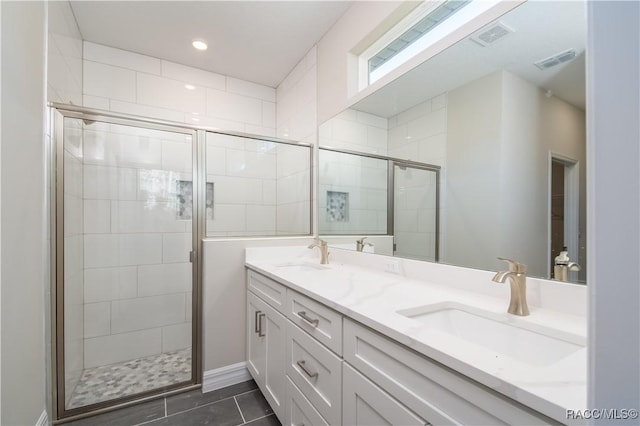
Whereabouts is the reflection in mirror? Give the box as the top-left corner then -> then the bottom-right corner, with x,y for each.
319,149 -> 440,262
318,1 -> 586,284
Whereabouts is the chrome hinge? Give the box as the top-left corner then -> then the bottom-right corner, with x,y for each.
189,251 -> 195,263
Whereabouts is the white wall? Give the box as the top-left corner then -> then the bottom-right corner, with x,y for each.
587,1 -> 640,421
202,237 -> 315,372
446,72 -> 503,271
446,71 -> 585,277
83,42 -> 277,136
316,1 -> 413,124
319,108 -> 388,154
1,2 -> 48,424
47,0 -> 82,105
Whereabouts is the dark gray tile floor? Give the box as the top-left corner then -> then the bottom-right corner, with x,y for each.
64,380 -> 280,426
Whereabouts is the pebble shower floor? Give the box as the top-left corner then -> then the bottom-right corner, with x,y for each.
67,348 -> 192,409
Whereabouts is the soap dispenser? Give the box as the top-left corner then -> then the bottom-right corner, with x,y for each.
554,247 -> 581,281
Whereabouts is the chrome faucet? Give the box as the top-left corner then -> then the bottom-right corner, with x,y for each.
308,239 -> 330,264
356,237 -> 374,252
492,257 -> 529,316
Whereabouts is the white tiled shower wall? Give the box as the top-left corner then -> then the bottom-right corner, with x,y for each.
81,123 -> 194,368
276,46 -> 318,234
205,132 -> 311,237
318,109 -> 388,234
276,46 -> 317,144
388,94 -> 447,261
318,150 -> 388,234
82,42 -> 277,136
80,42 -> 315,367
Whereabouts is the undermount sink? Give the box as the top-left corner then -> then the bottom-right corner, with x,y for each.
397,302 -> 585,367
275,261 -> 330,272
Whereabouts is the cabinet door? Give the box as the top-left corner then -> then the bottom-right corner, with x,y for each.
343,363 -> 426,426
263,299 -> 287,423
285,377 -> 329,426
247,292 -> 266,385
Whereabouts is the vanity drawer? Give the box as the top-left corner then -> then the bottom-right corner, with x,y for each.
286,290 -> 342,355
343,362 -> 426,426
344,319 -> 555,426
247,269 -> 286,314
285,376 -> 330,426
286,320 -> 342,425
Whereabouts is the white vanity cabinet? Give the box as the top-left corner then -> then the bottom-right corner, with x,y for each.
246,275 -> 287,422
343,363 -> 426,426
343,319 -> 558,425
246,267 -> 560,426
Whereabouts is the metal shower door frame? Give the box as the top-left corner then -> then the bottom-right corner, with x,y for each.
50,105 -> 205,421
388,160 -> 441,262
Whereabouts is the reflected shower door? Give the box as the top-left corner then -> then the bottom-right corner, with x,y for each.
58,115 -> 198,415
393,163 -> 439,261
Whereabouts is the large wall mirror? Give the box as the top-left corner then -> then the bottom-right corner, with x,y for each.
318,1 -> 586,284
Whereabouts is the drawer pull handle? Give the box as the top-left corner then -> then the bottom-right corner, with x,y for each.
298,311 -> 319,327
296,360 -> 318,379
254,310 -> 262,333
258,313 -> 266,337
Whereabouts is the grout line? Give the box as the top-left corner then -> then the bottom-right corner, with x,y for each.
138,385 -> 256,425
234,396 -> 247,424
242,413 -> 274,425
233,387 -> 259,398
114,382 -> 260,426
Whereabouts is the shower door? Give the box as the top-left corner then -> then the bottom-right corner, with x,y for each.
53,110 -> 201,418
392,162 -> 439,262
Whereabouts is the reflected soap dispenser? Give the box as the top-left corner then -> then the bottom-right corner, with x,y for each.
554,247 -> 581,281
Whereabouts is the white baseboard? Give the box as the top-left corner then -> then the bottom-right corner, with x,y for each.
202,361 -> 251,393
36,409 -> 48,426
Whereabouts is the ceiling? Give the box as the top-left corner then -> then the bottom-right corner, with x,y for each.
70,1 -> 352,88
354,1 -> 586,117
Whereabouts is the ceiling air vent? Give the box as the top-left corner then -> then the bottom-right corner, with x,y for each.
469,22 -> 514,47
535,49 -> 577,70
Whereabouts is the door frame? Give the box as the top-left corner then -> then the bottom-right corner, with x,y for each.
547,152 -> 580,278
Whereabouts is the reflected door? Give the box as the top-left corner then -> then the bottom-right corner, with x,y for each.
392,163 -> 439,262
57,114 -> 198,416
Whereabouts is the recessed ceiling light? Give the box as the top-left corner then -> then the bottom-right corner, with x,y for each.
192,40 -> 208,51
185,84 -> 195,90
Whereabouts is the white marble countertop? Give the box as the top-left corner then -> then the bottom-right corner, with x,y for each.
245,247 -> 587,424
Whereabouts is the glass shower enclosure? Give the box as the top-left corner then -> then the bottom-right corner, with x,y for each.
51,107 -> 204,419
